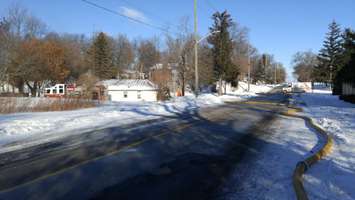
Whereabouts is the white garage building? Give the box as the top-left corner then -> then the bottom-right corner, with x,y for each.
106,79 -> 158,102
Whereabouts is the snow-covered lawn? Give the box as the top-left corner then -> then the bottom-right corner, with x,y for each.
293,90 -> 355,200
0,82 -> 273,153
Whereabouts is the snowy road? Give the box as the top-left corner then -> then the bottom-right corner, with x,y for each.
0,93 -> 320,200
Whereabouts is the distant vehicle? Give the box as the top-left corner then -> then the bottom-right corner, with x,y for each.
282,83 -> 293,93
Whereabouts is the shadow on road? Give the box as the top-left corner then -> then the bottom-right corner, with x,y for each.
0,92 -> 329,200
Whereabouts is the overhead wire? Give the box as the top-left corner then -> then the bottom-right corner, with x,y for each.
81,0 -> 175,34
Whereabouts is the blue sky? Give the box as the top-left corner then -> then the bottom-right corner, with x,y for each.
1,0 -> 355,80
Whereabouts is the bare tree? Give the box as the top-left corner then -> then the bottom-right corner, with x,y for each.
0,18 -> 11,89
7,2 -> 28,38
230,22 -> 253,81
114,34 -> 134,74
136,37 -> 160,74
3,3 -> 47,94
292,51 -> 318,82
164,17 -> 195,96
24,14 -> 47,39
57,33 -> 89,80
276,63 -> 287,83
77,71 -> 99,99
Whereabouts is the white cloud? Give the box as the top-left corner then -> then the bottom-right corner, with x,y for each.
120,6 -> 149,23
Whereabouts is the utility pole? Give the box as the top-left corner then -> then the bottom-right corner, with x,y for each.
247,44 -> 251,92
274,63 -> 277,84
194,0 -> 199,96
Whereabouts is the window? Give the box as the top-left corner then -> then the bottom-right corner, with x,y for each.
124,91 -> 128,98
137,91 -> 141,99
59,89 -> 64,94
53,89 -> 57,94
46,89 -> 51,94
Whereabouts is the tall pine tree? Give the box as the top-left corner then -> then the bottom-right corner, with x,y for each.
208,11 -> 239,95
86,32 -> 116,80
334,29 -> 355,92
313,21 -> 344,89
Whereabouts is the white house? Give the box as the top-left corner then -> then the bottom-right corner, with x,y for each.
44,84 -> 66,97
106,79 -> 158,102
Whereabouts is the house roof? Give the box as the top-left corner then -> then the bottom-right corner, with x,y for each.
97,79 -> 120,87
102,79 -> 158,91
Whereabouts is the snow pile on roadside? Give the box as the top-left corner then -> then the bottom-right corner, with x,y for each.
232,81 -> 273,95
219,82 -> 274,101
0,94 -> 224,151
219,115 -> 318,200
0,82 -> 273,152
293,90 -> 355,200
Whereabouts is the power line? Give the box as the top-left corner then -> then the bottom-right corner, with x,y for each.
81,0 -> 172,34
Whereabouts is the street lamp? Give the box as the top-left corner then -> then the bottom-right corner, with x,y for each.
197,30 -> 220,44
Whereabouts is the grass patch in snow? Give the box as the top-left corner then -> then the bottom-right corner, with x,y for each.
0,97 -> 96,114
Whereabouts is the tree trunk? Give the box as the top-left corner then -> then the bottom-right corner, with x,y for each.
26,81 -> 38,97
181,74 -> 185,96
218,78 -> 223,96
224,82 -> 227,94
37,82 -> 43,97
17,80 -> 24,94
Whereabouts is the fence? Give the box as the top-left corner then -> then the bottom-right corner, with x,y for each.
342,83 -> 355,95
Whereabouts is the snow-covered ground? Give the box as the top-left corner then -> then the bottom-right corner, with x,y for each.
293,89 -> 355,200
219,114 -> 318,200
0,82 -> 273,153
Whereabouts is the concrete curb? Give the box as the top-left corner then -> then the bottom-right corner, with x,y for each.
282,107 -> 333,200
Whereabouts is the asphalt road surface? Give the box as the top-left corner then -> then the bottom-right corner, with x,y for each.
0,91 -> 293,200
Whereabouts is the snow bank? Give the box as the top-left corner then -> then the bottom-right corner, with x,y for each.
219,115 -> 318,200
0,94 -> 228,152
0,82 -> 273,152
220,81 -> 274,101
233,81 -> 273,94
293,90 -> 355,200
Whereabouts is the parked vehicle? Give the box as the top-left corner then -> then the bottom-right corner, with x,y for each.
282,83 -> 293,93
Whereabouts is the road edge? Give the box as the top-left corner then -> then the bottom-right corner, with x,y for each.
284,103 -> 333,200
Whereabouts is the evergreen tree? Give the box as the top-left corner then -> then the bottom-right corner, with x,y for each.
313,21 -> 344,89
334,29 -> 355,91
208,11 -> 239,94
86,32 -> 116,80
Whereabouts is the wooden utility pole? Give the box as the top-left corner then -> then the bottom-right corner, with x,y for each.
274,63 -> 277,84
194,0 -> 199,96
247,44 -> 251,92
